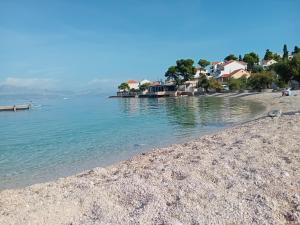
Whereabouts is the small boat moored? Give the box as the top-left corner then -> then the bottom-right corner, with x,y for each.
0,104 -> 31,112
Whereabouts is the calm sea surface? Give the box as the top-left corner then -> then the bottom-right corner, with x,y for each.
0,95 -> 265,189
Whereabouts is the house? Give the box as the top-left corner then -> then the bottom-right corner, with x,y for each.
139,79 -> 151,85
220,69 -> 250,83
195,67 -> 208,78
210,62 -> 223,75
260,59 -> 277,69
127,80 -> 139,90
212,60 -> 247,79
147,82 -> 177,97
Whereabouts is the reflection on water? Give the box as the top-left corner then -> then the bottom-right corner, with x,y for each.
0,95 -> 264,189
118,96 -> 264,128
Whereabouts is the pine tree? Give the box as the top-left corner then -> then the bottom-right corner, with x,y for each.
283,44 -> 289,61
293,46 -> 300,55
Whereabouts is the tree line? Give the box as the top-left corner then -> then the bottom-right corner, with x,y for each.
164,44 -> 300,91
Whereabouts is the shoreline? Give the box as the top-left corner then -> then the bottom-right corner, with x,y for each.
1,91 -> 300,224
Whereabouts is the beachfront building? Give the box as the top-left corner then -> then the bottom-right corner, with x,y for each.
211,60 -> 247,79
260,59 -> 278,69
219,69 -> 250,83
147,82 -> 177,97
127,80 -> 139,90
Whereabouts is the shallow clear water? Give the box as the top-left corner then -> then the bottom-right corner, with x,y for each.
0,95 -> 265,189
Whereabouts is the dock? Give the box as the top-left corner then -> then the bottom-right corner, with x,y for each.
0,104 -> 31,112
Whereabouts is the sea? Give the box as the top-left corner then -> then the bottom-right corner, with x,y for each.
0,94 -> 265,189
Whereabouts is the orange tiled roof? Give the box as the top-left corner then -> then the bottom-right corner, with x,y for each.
127,80 -> 138,84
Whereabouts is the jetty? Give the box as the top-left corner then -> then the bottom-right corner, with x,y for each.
0,104 -> 31,112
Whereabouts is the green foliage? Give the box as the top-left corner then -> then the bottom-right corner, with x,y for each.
273,53 -> 282,62
224,54 -> 238,61
118,82 -> 130,91
293,46 -> 300,55
165,59 -> 196,84
248,71 -> 274,90
165,66 -> 181,85
208,79 -> 223,92
243,52 -> 259,71
252,65 -> 264,73
176,59 -> 196,81
238,55 -> 242,61
198,59 -> 210,68
274,78 -> 288,89
197,74 -> 209,92
239,76 -> 248,90
264,49 -> 274,60
283,44 -> 289,61
228,76 -> 248,91
273,52 -> 300,82
139,83 -> 151,91
228,78 -> 241,91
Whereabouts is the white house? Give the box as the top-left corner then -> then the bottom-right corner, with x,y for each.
260,59 -> 277,69
139,79 -> 151,85
210,62 -> 223,75
212,60 -> 247,79
194,67 -> 208,78
127,80 -> 139,90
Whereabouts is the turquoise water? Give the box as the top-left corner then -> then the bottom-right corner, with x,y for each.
0,95 -> 265,189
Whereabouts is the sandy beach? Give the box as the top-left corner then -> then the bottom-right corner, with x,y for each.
1,91 -> 300,225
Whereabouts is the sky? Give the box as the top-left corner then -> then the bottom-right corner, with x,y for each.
0,0 -> 299,93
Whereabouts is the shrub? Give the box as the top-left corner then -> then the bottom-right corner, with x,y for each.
228,78 -> 241,91
248,71 -> 274,90
228,76 -> 249,91
209,79 -> 223,92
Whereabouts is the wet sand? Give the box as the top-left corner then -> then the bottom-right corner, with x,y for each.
1,91 -> 300,225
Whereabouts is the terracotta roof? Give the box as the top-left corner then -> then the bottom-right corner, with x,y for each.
221,74 -> 231,78
211,61 -> 222,65
127,80 -> 138,84
223,60 -> 247,67
221,69 -> 247,78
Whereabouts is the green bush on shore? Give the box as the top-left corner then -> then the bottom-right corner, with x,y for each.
248,71 -> 274,91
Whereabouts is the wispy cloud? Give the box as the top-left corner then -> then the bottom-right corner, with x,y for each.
0,77 -> 58,90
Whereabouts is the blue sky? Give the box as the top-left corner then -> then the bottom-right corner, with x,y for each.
0,0 -> 299,93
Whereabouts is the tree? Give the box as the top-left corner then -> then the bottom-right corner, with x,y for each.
139,83 -> 151,91
283,44 -> 289,61
165,66 -> 181,85
198,59 -> 210,68
273,52 -> 300,83
118,82 -> 130,91
176,59 -> 196,81
273,53 -> 282,62
165,59 -> 196,84
238,55 -> 243,61
224,54 -> 238,61
264,49 -> 274,60
248,71 -> 274,90
251,65 -> 264,73
243,52 -> 259,71
197,74 -> 209,92
293,46 -> 300,55
274,52 -> 300,83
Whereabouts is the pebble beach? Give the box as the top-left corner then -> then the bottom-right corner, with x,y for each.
1,91 -> 300,225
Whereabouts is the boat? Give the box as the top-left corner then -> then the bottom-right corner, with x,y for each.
0,104 -> 31,112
